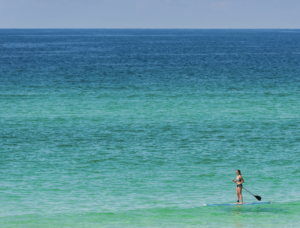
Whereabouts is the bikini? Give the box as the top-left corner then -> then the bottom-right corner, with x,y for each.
236,178 -> 243,188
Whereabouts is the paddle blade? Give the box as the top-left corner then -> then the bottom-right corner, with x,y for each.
255,195 -> 262,201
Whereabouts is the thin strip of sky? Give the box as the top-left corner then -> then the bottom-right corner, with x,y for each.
0,0 -> 299,28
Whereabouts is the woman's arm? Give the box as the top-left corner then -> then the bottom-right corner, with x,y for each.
240,175 -> 244,184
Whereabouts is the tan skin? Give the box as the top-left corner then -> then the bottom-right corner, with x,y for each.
231,170 -> 244,204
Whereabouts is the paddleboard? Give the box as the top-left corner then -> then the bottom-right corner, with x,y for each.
204,201 -> 272,206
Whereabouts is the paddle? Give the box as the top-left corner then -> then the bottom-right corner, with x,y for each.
242,187 -> 261,201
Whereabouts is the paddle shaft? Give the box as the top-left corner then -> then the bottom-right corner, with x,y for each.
242,187 -> 255,196
242,187 -> 261,201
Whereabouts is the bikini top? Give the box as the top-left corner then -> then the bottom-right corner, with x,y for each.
236,178 -> 241,182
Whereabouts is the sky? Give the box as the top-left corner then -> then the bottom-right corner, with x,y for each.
0,0 -> 299,29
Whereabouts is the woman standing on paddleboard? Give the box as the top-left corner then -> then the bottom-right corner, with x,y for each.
232,170 -> 244,204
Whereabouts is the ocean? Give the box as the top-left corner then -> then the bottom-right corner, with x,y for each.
0,29 -> 300,227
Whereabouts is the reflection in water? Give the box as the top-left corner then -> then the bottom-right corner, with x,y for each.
228,204 -> 281,228
231,206 -> 243,228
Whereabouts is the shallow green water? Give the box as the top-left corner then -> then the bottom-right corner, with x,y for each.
1,29 -> 300,227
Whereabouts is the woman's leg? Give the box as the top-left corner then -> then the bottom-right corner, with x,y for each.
236,187 -> 239,203
237,187 -> 243,204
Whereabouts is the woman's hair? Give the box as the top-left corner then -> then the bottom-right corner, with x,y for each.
237,170 -> 241,175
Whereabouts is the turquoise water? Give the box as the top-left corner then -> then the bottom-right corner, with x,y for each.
1,29 -> 300,227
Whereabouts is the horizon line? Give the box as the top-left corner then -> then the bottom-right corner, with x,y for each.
1,28 -> 300,30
